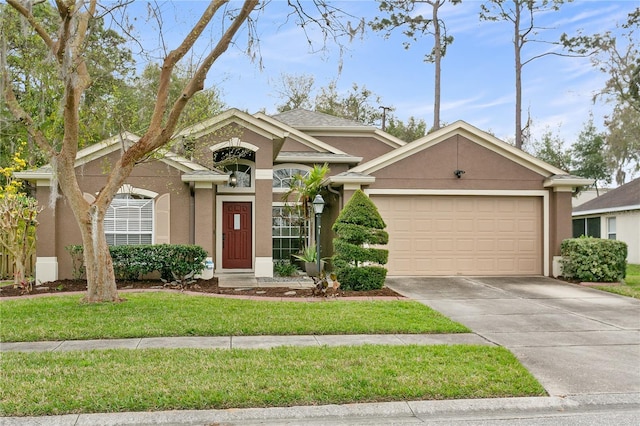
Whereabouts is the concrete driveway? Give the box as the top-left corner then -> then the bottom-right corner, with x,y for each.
386,276 -> 640,397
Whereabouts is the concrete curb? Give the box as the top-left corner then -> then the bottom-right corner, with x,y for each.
4,394 -> 639,425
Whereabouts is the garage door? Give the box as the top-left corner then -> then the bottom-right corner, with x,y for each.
372,195 -> 542,276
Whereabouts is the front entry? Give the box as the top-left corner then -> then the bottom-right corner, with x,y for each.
222,202 -> 252,269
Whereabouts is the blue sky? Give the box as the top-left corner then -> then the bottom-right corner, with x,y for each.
122,0 -> 638,146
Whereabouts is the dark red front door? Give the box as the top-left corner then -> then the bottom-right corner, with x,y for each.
222,202 -> 252,269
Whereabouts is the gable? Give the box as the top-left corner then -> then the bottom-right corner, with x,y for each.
367,134 -> 546,190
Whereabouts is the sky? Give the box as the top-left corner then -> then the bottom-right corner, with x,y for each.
119,0 -> 639,148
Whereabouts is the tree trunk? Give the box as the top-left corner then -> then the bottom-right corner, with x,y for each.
514,3 -> 523,150
432,1 -> 442,131
79,207 -> 119,303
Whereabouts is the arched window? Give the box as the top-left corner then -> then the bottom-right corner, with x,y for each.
272,166 -> 310,190
223,162 -> 253,188
105,193 -> 154,246
212,145 -> 256,191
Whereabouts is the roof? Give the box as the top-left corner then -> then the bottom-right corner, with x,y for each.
14,132 -> 209,182
573,178 -> 640,215
272,109 -> 373,129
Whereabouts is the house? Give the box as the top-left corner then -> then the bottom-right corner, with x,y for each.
572,178 -> 640,264
16,108 -> 592,282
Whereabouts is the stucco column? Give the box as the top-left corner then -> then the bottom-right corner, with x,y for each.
193,183 -> 214,255
550,189 -> 573,277
34,181 -> 58,282
254,170 -> 273,277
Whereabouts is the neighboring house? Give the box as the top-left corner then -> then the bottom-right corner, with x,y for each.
572,178 -> 640,264
16,108 -> 591,282
572,187 -> 610,208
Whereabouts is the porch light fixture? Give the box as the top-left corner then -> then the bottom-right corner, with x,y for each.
312,194 -> 325,277
454,169 -> 465,179
228,171 -> 238,187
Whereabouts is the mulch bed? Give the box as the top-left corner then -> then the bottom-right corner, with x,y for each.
0,277 -> 402,299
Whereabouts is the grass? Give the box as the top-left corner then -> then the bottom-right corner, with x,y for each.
0,293 -> 469,342
0,345 -> 546,416
595,263 -> 640,299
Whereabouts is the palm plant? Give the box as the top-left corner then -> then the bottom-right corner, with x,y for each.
282,163 -> 329,250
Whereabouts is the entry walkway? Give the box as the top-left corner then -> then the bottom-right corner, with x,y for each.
386,276 -> 640,397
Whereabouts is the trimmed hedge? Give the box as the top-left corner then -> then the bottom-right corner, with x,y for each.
65,244 -> 207,282
332,190 -> 388,291
560,237 -> 627,282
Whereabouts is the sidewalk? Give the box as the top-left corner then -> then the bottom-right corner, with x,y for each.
0,332 -> 492,352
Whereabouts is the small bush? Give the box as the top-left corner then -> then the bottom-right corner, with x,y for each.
66,244 -> 207,282
274,260 -> 299,277
335,265 -> 387,291
560,237 -> 627,282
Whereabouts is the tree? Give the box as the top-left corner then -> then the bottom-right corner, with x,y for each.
0,1 -> 135,165
273,73 -> 384,125
3,0 -> 357,303
332,190 -> 388,291
0,142 -> 41,287
571,118 -> 612,193
561,8 -> 639,184
315,81 -> 382,125
526,128 -> 571,172
561,8 -> 640,113
274,73 -> 315,112
384,115 -> 427,141
370,0 -> 461,132
605,105 -> 640,185
480,0 -> 570,149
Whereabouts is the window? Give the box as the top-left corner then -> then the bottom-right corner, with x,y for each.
224,163 -> 252,188
607,217 -> 616,240
272,206 -> 307,260
105,194 -> 154,246
572,217 -> 601,238
273,167 -> 309,190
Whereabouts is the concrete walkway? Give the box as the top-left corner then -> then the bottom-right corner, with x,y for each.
0,333 -> 491,353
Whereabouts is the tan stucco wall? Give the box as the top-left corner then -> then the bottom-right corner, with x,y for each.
369,135 -> 544,191
40,151 -> 192,279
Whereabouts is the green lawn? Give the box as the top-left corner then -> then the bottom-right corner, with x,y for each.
0,345 -> 546,416
595,263 -> 640,299
0,292 -> 469,342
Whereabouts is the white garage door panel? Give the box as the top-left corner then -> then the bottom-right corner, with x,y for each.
373,196 -> 542,276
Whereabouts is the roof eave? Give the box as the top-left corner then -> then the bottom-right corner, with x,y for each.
275,154 -> 363,164
13,171 -> 52,181
327,175 -> 376,185
573,204 -> 640,216
544,176 -> 594,189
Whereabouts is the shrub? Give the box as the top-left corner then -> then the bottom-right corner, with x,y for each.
66,244 -> 207,282
560,237 -> 627,282
273,260 -> 299,277
332,190 -> 388,291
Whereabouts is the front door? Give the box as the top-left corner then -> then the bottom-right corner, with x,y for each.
222,202 -> 252,269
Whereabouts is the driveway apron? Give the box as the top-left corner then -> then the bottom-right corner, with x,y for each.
386,276 -> 640,397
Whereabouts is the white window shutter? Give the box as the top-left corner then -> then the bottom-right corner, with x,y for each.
154,193 -> 170,244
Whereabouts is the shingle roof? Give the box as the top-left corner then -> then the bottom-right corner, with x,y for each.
272,109 -> 372,128
573,178 -> 640,213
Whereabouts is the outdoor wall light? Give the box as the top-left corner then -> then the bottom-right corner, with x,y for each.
228,171 -> 238,187
454,169 -> 466,179
312,194 -> 325,277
